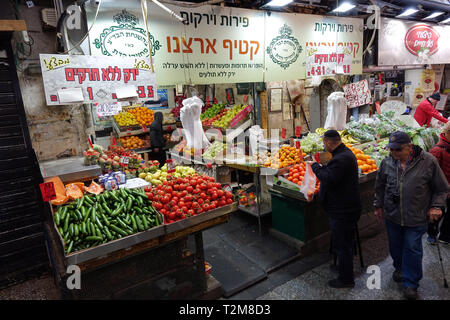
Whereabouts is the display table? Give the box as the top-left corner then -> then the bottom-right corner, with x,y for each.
39,156 -> 101,184
44,202 -> 237,299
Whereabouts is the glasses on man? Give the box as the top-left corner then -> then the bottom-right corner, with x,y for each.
390,147 -> 403,152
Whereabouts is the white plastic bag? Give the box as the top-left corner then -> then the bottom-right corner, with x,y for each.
180,96 -> 210,152
324,91 -> 348,131
299,163 -> 317,202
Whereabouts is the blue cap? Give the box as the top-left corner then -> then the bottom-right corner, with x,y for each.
387,131 -> 411,149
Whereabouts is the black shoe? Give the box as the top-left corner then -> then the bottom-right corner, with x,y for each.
328,278 -> 355,289
403,287 -> 418,300
393,270 -> 402,283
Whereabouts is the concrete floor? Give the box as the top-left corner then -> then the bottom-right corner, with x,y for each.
1,222 -> 449,300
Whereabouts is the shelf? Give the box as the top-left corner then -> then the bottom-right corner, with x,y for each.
112,121 -> 147,138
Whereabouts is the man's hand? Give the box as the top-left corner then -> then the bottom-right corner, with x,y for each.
374,208 -> 384,223
428,207 -> 442,222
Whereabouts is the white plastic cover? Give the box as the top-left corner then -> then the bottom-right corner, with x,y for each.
180,96 -> 210,151
324,91 -> 348,131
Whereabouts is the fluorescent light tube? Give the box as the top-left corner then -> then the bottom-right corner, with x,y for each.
440,17 -> 450,24
332,3 -> 356,13
265,0 -> 293,7
423,12 -> 444,20
396,9 -> 419,17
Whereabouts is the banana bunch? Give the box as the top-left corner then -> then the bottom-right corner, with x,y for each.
342,134 -> 359,145
315,128 -> 359,145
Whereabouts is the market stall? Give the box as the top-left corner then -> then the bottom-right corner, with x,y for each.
42,161 -> 238,299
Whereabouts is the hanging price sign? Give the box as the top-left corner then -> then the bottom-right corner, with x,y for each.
96,102 -> 122,117
296,126 -> 302,137
142,125 -> 148,132
39,182 -> 56,202
281,128 -> 287,139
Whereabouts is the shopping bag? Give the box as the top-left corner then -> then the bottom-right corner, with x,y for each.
299,163 -> 316,202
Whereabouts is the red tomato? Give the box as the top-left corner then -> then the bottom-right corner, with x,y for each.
217,190 -> 224,197
153,202 -> 163,210
211,193 -> 218,200
172,196 -> 179,203
179,201 -> 185,207
160,209 -> 167,216
172,206 -> 179,212
165,186 -> 173,193
158,190 -> 165,196
198,198 -> 204,204
190,179 -> 197,186
162,196 -> 170,204
225,192 -> 233,199
185,202 -> 192,208
193,188 -> 201,194
176,209 -> 183,217
188,209 -> 195,216
209,203 -> 216,210
215,183 -> 221,189
220,200 -> 227,207
146,193 -> 153,201
171,191 -> 177,198
173,184 -> 179,191
199,183 -> 207,190
169,212 -> 177,220
182,206 -> 188,213
226,198 -> 233,204
197,208 -> 203,214
181,190 -> 188,197
157,184 -> 163,190
200,192 -> 207,199
184,195 -> 193,202
186,186 -> 194,193
179,184 -> 186,191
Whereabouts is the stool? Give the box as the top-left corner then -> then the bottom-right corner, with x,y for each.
330,222 -> 364,269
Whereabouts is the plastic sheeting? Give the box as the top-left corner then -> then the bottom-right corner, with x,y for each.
180,96 -> 210,151
324,91 -> 348,131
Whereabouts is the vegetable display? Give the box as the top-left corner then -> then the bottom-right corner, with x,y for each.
54,188 -> 162,255
144,174 -> 234,224
346,144 -> 378,174
264,146 -> 306,169
286,162 -> 320,194
300,133 -> 324,155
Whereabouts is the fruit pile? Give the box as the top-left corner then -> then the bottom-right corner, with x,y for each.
120,136 -> 146,150
144,174 -> 234,224
212,105 -> 246,129
346,144 -> 378,174
264,146 -> 307,169
202,109 -> 228,127
286,163 -> 320,194
200,103 -> 226,121
114,111 -> 139,127
139,164 -> 196,186
127,107 -> 154,126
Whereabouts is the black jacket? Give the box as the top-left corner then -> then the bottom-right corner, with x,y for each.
311,143 -> 361,220
150,112 -> 165,149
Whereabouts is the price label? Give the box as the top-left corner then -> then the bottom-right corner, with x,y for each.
213,98 -> 218,104
96,102 -> 122,117
166,159 -> 176,173
314,152 -> 321,163
126,129 -> 131,136
243,95 -> 248,103
281,128 -> 287,139
296,126 -> 302,137
120,157 -> 129,164
142,125 -> 148,132
296,141 -> 300,149
206,96 -> 210,105
39,182 -> 56,202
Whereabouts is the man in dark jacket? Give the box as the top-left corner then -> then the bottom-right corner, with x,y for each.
310,130 -> 361,288
374,131 -> 448,300
150,112 -> 166,167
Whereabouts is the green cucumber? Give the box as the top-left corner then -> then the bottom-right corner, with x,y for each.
77,197 -> 84,210
85,236 -> 103,242
135,215 -> 145,231
130,215 -> 138,231
55,211 -> 61,226
110,224 -> 128,236
66,240 -> 74,254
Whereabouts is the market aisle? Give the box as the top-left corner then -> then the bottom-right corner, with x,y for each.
255,226 -> 450,300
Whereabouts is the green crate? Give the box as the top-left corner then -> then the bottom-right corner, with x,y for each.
271,192 -> 305,242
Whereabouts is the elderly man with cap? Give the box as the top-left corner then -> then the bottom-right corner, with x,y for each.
374,131 -> 448,300
413,92 -> 448,127
309,129 -> 361,289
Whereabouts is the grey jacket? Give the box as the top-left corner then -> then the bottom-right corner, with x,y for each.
374,146 -> 449,227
